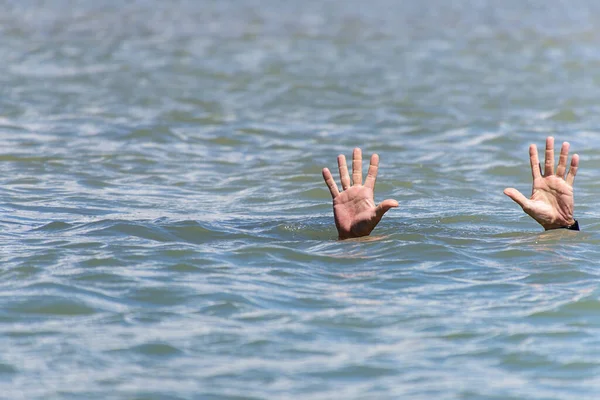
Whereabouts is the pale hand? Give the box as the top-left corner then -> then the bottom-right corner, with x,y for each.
504,136 -> 579,230
322,148 -> 398,239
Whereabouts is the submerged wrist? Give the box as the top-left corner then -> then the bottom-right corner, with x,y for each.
543,219 -> 578,231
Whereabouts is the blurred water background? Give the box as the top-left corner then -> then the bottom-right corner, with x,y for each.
2,0 -> 600,398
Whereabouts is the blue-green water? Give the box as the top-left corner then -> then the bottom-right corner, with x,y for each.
2,1 -> 600,398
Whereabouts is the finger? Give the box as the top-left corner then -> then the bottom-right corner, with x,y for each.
503,188 -> 530,210
375,199 -> 399,219
544,136 -> 555,176
364,154 -> 379,190
337,154 -> 351,190
352,148 -> 362,186
556,141 -> 570,179
566,153 -> 579,186
529,144 -> 542,180
322,168 -> 340,198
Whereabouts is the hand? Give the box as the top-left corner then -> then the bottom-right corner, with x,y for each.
504,136 -> 579,230
322,148 -> 398,239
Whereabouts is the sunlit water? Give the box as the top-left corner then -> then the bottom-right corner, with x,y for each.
2,1 -> 600,399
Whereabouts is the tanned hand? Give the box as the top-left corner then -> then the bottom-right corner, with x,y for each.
504,136 -> 579,230
322,148 -> 398,239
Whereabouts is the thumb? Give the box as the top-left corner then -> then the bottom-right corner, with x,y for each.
503,188 -> 529,210
375,199 -> 399,219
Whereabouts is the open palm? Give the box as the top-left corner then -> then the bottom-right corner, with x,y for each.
504,137 -> 579,230
322,148 -> 398,239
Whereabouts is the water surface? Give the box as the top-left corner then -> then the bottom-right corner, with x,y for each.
2,1 -> 600,399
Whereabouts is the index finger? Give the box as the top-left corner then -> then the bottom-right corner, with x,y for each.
364,154 -> 379,190
529,144 -> 542,180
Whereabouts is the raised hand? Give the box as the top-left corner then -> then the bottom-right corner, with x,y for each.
504,136 -> 579,230
322,148 -> 398,239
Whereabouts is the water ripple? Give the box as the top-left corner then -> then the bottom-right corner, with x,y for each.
3,1 -> 600,399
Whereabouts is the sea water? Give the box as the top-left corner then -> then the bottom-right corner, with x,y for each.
2,1 -> 600,398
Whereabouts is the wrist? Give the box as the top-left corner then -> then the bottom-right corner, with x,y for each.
543,219 -> 578,231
